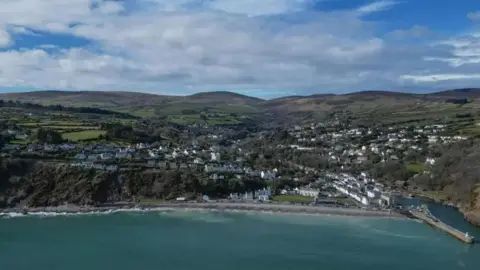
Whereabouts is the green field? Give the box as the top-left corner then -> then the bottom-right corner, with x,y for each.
272,195 -> 314,203
407,163 -> 426,173
44,126 -> 99,130
168,114 -> 242,126
20,121 -> 88,127
62,130 -> 107,141
8,139 -> 30,145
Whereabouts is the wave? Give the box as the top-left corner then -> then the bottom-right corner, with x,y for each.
0,207 -> 180,219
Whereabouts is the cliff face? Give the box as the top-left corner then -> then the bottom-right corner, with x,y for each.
0,160 -> 123,207
461,186 -> 480,227
0,159 -> 261,208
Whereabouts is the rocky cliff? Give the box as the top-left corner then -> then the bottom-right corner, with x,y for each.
0,159 -> 264,208
461,186 -> 480,227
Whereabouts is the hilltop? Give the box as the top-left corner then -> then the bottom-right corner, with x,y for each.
2,88 -> 480,125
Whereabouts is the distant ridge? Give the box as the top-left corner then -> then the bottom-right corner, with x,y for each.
1,88 -> 479,119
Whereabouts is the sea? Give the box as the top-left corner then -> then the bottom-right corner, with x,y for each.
0,204 -> 479,270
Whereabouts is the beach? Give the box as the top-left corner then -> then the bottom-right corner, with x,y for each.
0,201 -> 405,218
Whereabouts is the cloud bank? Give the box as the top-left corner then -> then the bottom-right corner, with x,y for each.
0,0 -> 479,97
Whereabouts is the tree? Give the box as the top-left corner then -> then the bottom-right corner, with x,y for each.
35,128 -> 63,144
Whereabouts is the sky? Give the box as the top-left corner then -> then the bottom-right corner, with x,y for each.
0,0 -> 480,98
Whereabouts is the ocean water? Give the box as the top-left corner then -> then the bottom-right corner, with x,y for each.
0,210 -> 479,270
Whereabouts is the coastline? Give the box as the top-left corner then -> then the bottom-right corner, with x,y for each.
0,202 -> 405,219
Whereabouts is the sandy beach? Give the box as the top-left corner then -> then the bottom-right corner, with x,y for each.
0,202 -> 405,218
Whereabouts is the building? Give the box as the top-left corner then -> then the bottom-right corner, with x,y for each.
211,152 -> 221,162
298,188 -> 319,198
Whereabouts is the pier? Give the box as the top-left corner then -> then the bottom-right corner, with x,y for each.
410,205 -> 474,244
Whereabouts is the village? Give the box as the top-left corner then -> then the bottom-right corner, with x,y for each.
0,112 -> 471,209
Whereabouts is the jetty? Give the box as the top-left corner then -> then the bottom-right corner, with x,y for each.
410,205 -> 474,244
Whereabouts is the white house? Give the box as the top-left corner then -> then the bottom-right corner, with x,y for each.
367,190 -> 379,199
426,158 -> 436,165
298,188 -> 319,198
260,171 -> 276,180
211,152 -> 221,162
194,157 -> 204,164
100,153 -> 114,160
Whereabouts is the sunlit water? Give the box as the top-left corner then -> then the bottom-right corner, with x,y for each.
0,209 -> 479,270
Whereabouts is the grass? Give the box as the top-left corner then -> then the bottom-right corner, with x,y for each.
62,130 -> 107,141
116,107 -> 156,118
414,190 -> 450,202
272,195 -> 314,203
168,114 -> 242,126
20,121 -> 88,127
43,126 -> 99,130
407,163 -> 426,173
8,139 -> 30,145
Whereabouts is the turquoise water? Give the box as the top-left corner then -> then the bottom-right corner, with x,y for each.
0,211 -> 479,270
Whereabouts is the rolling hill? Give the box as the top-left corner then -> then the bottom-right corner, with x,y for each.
2,89 -> 480,125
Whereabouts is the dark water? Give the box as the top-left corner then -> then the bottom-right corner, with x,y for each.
0,210 -> 479,270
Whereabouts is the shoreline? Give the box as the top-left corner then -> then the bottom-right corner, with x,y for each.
0,202 -> 406,219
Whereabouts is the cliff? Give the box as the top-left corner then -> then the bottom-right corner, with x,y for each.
0,159 -> 264,208
461,186 -> 480,227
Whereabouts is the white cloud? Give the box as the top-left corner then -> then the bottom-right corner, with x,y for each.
206,0 -> 309,16
96,1 -> 124,14
0,0 -> 477,96
356,0 -> 399,15
0,28 -> 11,47
386,25 -> 435,40
144,0 -> 312,16
467,11 -> 480,21
402,74 -> 480,83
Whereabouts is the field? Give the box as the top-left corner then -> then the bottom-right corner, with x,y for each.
62,130 -> 107,142
19,121 -> 88,127
406,163 -> 426,173
272,195 -> 314,203
168,114 -> 242,126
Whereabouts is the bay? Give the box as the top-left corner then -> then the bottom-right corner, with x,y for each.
0,210 -> 479,270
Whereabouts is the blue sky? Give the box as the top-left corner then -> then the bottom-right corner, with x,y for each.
0,0 -> 480,98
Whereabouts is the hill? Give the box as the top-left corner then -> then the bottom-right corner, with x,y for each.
2,88 -> 480,125
0,90 -> 176,108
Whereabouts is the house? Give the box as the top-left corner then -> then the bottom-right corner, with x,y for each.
105,165 -> 118,172
169,162 -> 178,170
211,152 -> 221,162
367,190 -> 379,199
87,154 -> 99,161
15,133 -> 28,140
298,188 -> 319,198
193,157 -> 204,164
43,144 -> 57,152
59,144 -> 75,151
179,163 -> 189,170
27,144 -> 41,152
425,158 -> 436,165
147,160 -> 157,167
148,150 -> 159,159
2,144 -> 21,151
80,162 -> 94,168
93,164 -> 105,170
158,161 -> 168,169
100,153 -> 114,160
116,152 -> 132,159
76,153 -> 87,160
260,171 -> 276,180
